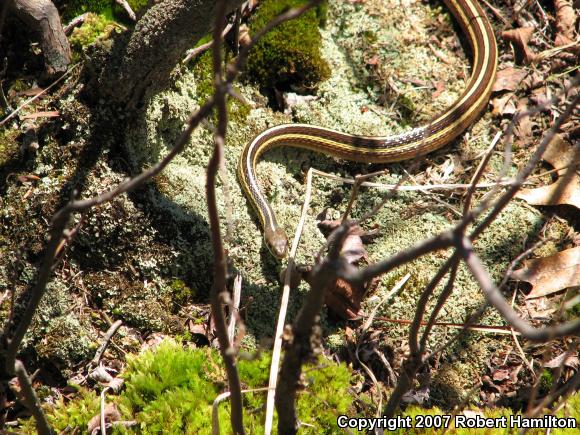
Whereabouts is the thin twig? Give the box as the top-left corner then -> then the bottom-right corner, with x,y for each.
183,22 -> 234,63
227,274 -> 242,343
91,320 -> 123,367
13,360 -> 53,435
100,386 -> 111,435
266,166 -> 316,435
207,0 -> 245,432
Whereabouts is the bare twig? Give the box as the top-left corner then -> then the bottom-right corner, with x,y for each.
206,0 -> 245,433
100,386 -> 111,435
227,274 -> 242,343
183,22 -> 234,63
13,360 -> 53,435
115,0 -> 136,22
91,320 -> 123,367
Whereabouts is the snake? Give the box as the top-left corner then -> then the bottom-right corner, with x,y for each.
238,0 -> 498,259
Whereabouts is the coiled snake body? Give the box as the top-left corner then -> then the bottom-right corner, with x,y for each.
238,0 -> 498,259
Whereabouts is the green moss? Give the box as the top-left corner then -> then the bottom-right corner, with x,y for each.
61,0 -> 112,21
116,341 -> 354,433
18,387 -> 100,433
170,278 -> 196,306
246,0 -> 330,93
68,13 -> 117,52
26,340 -> 353,433
191,50 -> 250,123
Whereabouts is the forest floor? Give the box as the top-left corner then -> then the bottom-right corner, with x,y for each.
0,0 -> 578,432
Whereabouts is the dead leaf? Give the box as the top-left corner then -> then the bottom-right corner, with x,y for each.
324,278 -> 365,320
401,386 -> 430,405
502,27 -> 537,64
492,67 -> 528,92
516,136 -> 580,208
492,368 -> 510,382
554,0 -> 576,43
491,93 -> 517,117
524,297 -> 557,319
544,353 -> 579,370
511,246 -> 580,298
432,80 -> 445,99
513,98 -> 535,146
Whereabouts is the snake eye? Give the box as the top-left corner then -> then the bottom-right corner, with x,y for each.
265,228 -> 288,259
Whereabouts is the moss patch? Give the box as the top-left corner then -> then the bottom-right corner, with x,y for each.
22,340 -> 355,433
246,0 -> 330,93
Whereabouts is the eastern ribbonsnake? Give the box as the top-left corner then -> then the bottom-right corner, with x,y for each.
238,0 -> 498,259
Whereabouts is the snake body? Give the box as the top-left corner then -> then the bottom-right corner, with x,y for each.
238,0 -> 498,259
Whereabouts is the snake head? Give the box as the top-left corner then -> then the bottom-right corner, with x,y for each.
264,227 -> 288,259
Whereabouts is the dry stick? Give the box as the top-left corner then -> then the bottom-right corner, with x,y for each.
376,316 -> 519,335
13,360 -> 52,435
183,22 -> 234,64
91,320 -> 123,367
99,386 -> 111,435
409,254 -> 458,356
341,170 -> 388,222
63,12 -> 90,34
470,87 -> 580,241
382,254 -> 458,418
462,132 -> 502,215
115,0 -> 136,21
276,226 -> 351,434
207,1 -> 245,433
418,259 -> 460,353
227,274 -> 242,344
310,168 -> 530,192
265,167 -> 316,435
356,274 -> 410,417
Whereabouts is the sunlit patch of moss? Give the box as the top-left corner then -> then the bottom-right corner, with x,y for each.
191,50 -> 250,123
18,387 -> 100,433
246,0 -> 330,93
113,340 -> 353,433
170,278 -> 196,306
69,13 -> 117,55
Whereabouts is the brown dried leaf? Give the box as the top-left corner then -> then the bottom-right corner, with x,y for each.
491,93 -> 517,116
524,297 -> 557,319
511,246 -> 580,298
544,353 -> 579,370
502,27 -> 537,64
516,136 -> 580,208
432,80 -> 446,99
492,67 -> 528,92
492,368 -> 510,382
325,278 -> 365,320
554,0 -> 576,42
